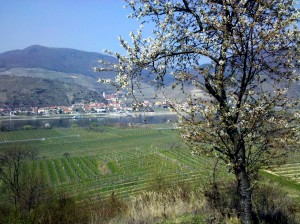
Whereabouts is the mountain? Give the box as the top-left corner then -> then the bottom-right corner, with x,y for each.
0,45 -> 116,78
0,45 -> 174,108
0,75 -> 106,109
0,45 -> 118,108
0,45 -> 297,109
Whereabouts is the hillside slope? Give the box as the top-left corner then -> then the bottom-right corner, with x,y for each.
0,75 -> 106,109
0,45 -> 116,78
0,45 -> 117,108
0,45 -> 298,108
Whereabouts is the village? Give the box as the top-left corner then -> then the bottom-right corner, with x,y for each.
0,92 -> 169,117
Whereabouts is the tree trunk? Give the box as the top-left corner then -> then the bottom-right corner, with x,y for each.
235,164 -> 255,224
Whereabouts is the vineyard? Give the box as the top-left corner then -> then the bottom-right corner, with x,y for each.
0,125 -> 227,202
267,162 -> 300,184
0,125 -> 299,203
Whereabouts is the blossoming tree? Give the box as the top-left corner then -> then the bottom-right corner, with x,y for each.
96,0 -> 300,223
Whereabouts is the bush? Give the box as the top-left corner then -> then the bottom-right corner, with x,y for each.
91,192 -> 128,223
202,181 -> 240,223
71,124 -> 79,128
253,183 -> 299,224
202,180 -> 299,224
90,122 -> 99,129
23,125 -> 34,130
110,182 -> 204,224
44,123 -> 51,129
39,191 -> 90,224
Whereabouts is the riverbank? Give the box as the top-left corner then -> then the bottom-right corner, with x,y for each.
0,111 -> 176,122
0,111 -> 177,130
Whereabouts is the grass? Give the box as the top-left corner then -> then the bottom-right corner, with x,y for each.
266,162 -> 300,182
260,170 -> 300,203
0,124 -> 299,214
0,125 -> 216,203
262,155 -> 300,203
158,214 -> 204,224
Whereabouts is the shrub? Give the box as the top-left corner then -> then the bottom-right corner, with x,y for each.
90,122 -> 99,129
71,124 -> 79,128
39,191 -> 90,224
23,125 -> 34,130
91,192 -> 128,223
44,123 -> 51,129
253,183 -> 299,224
111,183 -> 204,224
202,179 -> 300,224
202,180 -> 240,223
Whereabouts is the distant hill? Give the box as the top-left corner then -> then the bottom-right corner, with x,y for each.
0,45 -> 118,108
0,45 -> 298,109
0,45 -> 172,108
0,75 -> 106,109
0,45 -> 116,78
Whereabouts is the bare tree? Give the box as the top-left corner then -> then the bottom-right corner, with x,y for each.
0,146 -> 37,209
96,1 -> 300,223
19,170 -> 46,213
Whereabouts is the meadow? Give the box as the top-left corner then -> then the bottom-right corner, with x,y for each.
0,123 -> 299,205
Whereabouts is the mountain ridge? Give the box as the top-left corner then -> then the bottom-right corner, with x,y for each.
0,45 -> 176,107
0,45 -> 117,78
0,45 -> 115,108
0,45 -> 298,109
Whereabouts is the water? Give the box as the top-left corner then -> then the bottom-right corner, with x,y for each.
0,113 -> 177,130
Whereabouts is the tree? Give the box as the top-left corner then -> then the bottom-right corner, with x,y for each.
0,146 -> 48,224
0,146 -> 39,210
96,1 -> 300,223
63,152 -> 71,159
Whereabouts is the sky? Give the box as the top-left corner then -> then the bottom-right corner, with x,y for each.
0,0 -> 299,55
0,0 -> 146,54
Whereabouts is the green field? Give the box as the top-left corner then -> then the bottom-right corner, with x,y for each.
0,125 -> 299,204
267,163 -> 300,183
0,125 -> 225,202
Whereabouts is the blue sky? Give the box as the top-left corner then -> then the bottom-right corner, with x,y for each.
0,0 -> 144,54
0,0 -> 299,55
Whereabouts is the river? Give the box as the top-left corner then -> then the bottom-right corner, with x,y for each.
0,112 -> 177,130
